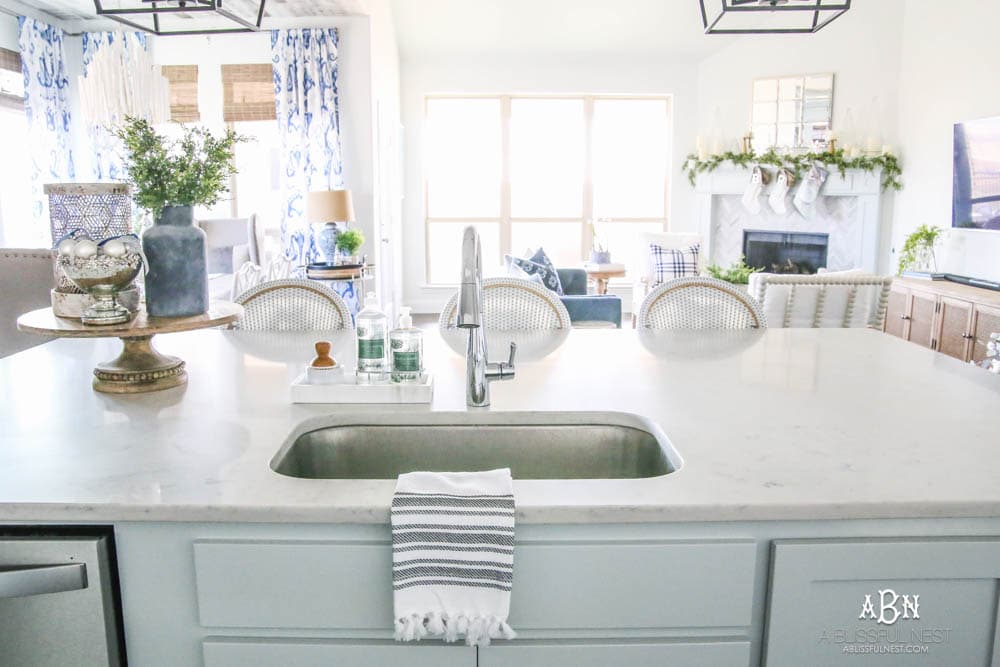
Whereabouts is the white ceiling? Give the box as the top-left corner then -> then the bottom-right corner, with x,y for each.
3,0 -> 372,30
390,0 -> 735,61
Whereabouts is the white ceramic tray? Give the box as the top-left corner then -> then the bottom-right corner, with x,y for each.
290,372 -> 434,404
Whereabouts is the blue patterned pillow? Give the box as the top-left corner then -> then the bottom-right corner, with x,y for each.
505,252 -> 563,294
650,243 -> 700,283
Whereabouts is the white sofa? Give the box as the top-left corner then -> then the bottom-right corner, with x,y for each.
747,270 -> 893,328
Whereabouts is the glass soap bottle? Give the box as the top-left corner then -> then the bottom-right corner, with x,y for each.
389,306 -> 423,383
355,292 -> 389,384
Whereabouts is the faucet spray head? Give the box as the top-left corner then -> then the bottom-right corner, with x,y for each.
457,226 -> 482,328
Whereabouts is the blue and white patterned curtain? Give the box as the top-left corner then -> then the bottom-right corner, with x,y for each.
18,16 -> 75,228
81,31 -> 148,182
270,28 -> 344,265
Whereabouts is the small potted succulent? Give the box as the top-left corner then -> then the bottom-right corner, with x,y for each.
335,228 -> 365,265
116,116 -> 247,317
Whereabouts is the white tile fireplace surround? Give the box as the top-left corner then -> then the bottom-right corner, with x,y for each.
695,167 -> 885,272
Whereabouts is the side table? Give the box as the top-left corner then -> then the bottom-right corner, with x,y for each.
583,263 -> 627,295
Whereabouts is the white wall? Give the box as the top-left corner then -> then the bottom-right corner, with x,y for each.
399,55 -> 699,313
696,0 -> 905,274
0,14 -> 18,51
893,0 -> 1000,282
696,1 -> 904,150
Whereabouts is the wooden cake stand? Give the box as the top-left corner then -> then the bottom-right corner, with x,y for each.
17,302 -> 243,394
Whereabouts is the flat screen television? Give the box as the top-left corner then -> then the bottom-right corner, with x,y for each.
953,116 -> 1000,230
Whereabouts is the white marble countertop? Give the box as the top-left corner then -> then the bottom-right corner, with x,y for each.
0,326 -> 998,525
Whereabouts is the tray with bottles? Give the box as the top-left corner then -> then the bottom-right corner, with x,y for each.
290,370 -> 434,404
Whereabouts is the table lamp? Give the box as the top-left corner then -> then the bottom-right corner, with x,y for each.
306,189 -> 355,266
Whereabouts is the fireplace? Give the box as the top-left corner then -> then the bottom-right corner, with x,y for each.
743,230 -> 829,274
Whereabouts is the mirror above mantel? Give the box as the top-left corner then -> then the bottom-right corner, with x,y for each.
751,73 -> 834,153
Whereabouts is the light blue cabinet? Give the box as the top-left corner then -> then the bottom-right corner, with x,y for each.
479,641 -> 752,667
203,639 -> 471,667
104,520 -> 1000,666
764,538 -> 1000,666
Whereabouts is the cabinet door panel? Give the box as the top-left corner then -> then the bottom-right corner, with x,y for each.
937,297 -> 973,360
764,538 -> 1000,667
479,641 -> 751,667
203,639 -> 471,667
972,304 -> 1000,363
906,292 -> 937,348
883,288 -> 908,339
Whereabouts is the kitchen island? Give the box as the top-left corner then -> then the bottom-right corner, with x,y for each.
2,328 -> 999,666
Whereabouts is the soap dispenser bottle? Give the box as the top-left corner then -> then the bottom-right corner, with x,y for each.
389,306 -> 423,384
355,291 -> 389,383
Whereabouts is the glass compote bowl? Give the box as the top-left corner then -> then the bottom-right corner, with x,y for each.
57,234 -> 143,325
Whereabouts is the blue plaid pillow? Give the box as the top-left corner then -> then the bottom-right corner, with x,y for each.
650,243 -> 700,283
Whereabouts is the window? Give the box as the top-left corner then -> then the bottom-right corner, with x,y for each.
161,65 -> 200,123
0,47 -> 34,248
221,64 -> 276,122
424,95 -> 671,284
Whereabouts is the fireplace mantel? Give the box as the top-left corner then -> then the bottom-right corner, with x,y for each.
694,167 -> 886,273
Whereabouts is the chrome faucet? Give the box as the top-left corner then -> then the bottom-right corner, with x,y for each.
458,226 -> 516,407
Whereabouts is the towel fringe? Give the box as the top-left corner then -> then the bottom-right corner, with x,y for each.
395,612 -> 517,646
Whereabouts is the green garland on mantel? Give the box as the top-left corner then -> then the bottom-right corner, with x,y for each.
682,148 -> 903,191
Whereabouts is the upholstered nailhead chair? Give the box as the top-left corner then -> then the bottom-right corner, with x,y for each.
747,272 -> 893,329
233,279 -> 353,331
637,276 -> 767,330
439,277 -> 572,331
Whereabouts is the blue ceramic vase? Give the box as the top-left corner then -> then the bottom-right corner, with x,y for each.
142,205 -> 208,317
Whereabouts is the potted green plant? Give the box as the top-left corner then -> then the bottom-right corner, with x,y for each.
335,228 -> 365,264
704,256 -> 762,285
897,224 -> 943,275
116,116 -> 246,317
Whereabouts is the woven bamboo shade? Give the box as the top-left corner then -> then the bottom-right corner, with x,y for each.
161,64 -> 200,123
222,63 -> 276,122
0,47 -> 23,111
0,47 -> 21,73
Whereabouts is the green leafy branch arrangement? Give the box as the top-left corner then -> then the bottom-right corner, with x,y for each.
115,116 -> 249,216
897,224 -> 942,275
705,256 -> 763,285
682,147 -> 903,191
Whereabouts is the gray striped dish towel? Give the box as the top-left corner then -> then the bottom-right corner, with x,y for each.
392,467 -> 516,646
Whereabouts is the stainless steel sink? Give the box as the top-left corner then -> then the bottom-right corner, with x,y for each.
272,412 -> 682,480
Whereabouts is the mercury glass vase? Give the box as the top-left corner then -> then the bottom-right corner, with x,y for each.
142,205 -> 208,317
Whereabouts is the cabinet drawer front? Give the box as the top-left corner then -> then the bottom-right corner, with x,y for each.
765,538 -> 1000,667
194,539 -> 755,631
480,641 -> 751,667
509,540 -> 756,630
203,639 -> 470,667
195,540 -> 392,629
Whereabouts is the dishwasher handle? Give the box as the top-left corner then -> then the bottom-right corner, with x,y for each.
0,563 -> 88,599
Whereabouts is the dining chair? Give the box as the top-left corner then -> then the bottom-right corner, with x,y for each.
747,272 -> 893,328
233,278 -> 353,331
637,276 -> 767,329
438,277 -> 572,331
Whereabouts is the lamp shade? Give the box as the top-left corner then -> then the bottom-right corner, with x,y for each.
306,190 -> 355,224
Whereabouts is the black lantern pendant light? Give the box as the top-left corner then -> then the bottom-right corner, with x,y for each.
93,0 -> 267,36
699,0 -> 852,35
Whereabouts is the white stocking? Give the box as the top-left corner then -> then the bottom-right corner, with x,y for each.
741,165 -> 766,215
793,165 -> 828,218
768,169 -> 793,216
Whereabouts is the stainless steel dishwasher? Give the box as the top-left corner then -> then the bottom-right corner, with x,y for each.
0,528 -> 125,666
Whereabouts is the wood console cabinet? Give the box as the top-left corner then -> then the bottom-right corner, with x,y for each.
883,277 -> 1000,363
